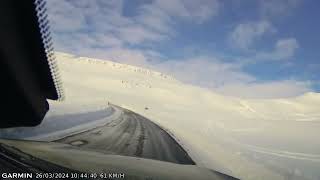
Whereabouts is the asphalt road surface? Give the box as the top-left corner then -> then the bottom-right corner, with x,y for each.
54,106 -> 195,165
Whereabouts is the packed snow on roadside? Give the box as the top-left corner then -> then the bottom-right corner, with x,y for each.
6,51 -> 320,180
0,105 -> 122,141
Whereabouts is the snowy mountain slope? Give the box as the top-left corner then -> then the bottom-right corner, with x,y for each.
49,52 -> 320,180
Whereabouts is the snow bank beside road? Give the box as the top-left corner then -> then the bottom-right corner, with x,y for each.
28,106 -> 121,141
0,106 -> 121,141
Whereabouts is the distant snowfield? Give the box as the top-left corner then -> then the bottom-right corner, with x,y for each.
48,52 -> 320,180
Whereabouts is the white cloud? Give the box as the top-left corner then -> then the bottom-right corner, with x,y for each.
47,0 -> 219,47
47,0 -> 86,32
47,0 -> 165,46
136,6 -> 174,34
149,0 -> 219,23
274,38 -> 299,58
229,21 -> 275,50
256,38 -> 299,60
118,25 -> 167,44
95,35 -> 123,48
259,0 -> 301,18
135,0 -> 220,38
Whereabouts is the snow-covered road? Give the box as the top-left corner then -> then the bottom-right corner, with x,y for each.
54,106 -> 197,165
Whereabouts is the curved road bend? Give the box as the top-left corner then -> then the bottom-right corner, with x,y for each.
54,106 -> 195,165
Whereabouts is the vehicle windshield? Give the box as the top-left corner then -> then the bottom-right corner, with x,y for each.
1,1 -> 320,180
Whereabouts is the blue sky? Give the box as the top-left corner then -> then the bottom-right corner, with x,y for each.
47,0 -> 320,98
